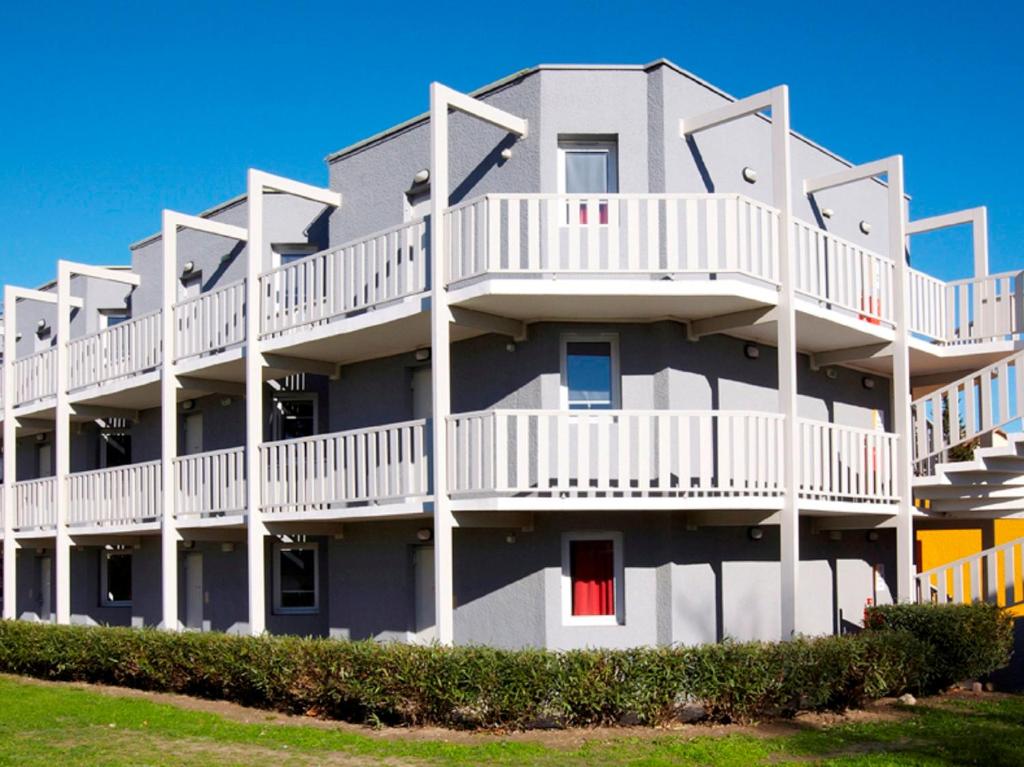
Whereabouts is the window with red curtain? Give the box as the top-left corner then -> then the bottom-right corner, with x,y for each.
570,539 -> 615,616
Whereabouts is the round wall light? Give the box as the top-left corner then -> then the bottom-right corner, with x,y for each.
413,169 -> 430,184
859,220 -> 872,235
748,526 -> 764,541
416,528 -> 433,542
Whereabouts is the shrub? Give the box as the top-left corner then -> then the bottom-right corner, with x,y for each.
0,612 -> 988,729
865,602 -> 1014,691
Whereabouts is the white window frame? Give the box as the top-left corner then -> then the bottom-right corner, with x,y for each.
270,392 -> 319,441
272,541 -> 319,615
560,531 -> 624,627
559,333 -> 620,410
100,549 -> 132,608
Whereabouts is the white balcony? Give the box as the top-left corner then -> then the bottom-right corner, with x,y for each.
13,477 -> 57,532
12,348 -> 56,408
174,278 -> 247,361
67,311 -> 163,392
175,446 -> 246,521
261,419 -> 431,518
448,409 -> 897,513
259,218 -> 429,339
67,460 -> 162,528
448,409 -> 784,509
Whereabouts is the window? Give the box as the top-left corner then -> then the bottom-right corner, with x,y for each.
558,139 -> 618,225
561,532 -> 623,626
561,335 -> 619,410
270,393 -> 318,441
100,550 -> 132,607
271,243 -> 318,270
99,309 -> 130,329
273,542 -> 319,614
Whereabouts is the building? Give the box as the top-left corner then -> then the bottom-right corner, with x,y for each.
1,60 -> 1021,648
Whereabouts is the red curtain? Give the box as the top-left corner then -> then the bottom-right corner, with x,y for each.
571,540 -> 615,616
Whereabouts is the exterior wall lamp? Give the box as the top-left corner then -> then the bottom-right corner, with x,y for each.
859,221 -> 872,235
744,343 -> 760,359
862,376 -> 876,390
748,526 -> 764,541
821,207 -> 834,219
742,166 -> 758,183
413,169 -> 430,185
417,528 -> 433,542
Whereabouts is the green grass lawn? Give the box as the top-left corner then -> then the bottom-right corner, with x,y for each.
0,675 -> 1021,766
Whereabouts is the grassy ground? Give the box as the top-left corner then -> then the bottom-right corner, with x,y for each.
0,675 -> 1021,766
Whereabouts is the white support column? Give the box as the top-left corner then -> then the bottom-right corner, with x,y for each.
245,173 -> 269,636
157,213 -> 246,631
682,86 -> 797,639
889,161 -> 914,603
2,288 -> 17,620
428,84 -> 527,646
429,83 -> 455,645
242,171 -> 340,637
160,212 -> 181,630
771,89 -> 799,640
805,157 -> 914,602
54,263 -> 73,624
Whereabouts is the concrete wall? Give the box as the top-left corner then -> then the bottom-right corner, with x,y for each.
326,322 -> 891,433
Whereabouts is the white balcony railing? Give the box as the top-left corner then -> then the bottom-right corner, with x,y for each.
446,194 -> 780,285
944,271 -> 1023,344
908,268 -> 949,340
67,311 -> 163,391
13,348 -> 56,406
797,420 -> 898,504
175,446 -> 246,519
13,477 -> 57,531
448,410 -> 785,499
261,419 -> 430,513
792,219 -> 895,325
67,460 -> 162,527
173,279 -> 246,360
259,218 -> 429,338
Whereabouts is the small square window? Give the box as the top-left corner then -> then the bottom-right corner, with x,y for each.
561,532 -> 623,626
273,543 -> 319,614
562,336 -> 619,410
100,550 -> 132,607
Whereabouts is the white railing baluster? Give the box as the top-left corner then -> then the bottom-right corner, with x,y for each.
173,279 -> 247,361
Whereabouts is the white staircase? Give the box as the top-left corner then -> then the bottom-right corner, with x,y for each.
915,434 -> 1024,515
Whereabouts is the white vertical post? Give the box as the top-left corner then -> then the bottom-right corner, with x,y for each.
771,88 -> 799,640
2,288 -> 17,620
889,160 -> 914,602
245,172 -> 268,636
974,207 -> 989,279
54,263 -> 72,624
429,83 -> 455,645
160,212 -> 180,630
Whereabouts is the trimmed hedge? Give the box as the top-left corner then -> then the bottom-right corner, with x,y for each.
865,602 -> 1015,691
0,605 -> 1009,728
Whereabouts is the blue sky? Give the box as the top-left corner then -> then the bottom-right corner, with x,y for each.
0,2 -> 1020,288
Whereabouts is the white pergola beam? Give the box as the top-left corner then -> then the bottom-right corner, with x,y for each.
907,206 -> 988,277
163,211 -> 249,242
249,169 -> 342,208
680,86 -> 780,136
803,157 -> 893,195
436,84 -> 529,137
60,262 -> 141,287
69,404 -> 140,422
6,286 -> 83,308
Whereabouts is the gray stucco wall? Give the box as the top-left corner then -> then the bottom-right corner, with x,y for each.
325,321 -> 891,434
